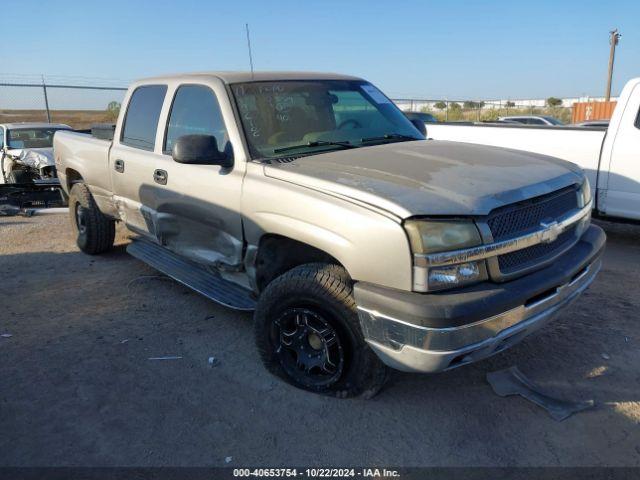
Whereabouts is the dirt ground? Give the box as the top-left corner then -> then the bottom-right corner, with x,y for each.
0,212 -> 638,467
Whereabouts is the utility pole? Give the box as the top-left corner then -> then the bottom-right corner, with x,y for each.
41,75 -> 51,123
605,29 -> 621,101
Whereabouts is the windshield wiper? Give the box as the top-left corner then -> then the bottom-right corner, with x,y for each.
360,133 -> 420,144
273,140 -> 356,154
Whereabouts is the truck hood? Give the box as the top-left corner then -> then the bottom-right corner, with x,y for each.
263,140 -> 584,218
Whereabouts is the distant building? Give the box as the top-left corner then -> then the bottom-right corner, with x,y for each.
394,95 -> 620,112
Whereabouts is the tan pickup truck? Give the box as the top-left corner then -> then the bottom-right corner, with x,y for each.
54,72 -> 605,398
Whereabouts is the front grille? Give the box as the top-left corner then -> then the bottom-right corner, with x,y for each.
498,226 -> 577,273
487,186 -> 580,274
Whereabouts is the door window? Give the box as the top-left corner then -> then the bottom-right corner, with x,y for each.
164,85 -> 230,155
121,85 -> 167,151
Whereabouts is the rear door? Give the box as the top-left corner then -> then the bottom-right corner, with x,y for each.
150,81 -> 245,269
109,84 -> 167,235
601,83 -> 640,220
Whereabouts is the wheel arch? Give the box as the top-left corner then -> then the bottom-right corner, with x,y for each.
65,168 -> 84,190
253,233 -> 345,292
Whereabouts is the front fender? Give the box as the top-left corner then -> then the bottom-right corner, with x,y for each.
242,166 -> 413,291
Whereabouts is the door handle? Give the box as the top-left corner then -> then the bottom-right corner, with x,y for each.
153,169 -> 168,185
114,159 -> 125,173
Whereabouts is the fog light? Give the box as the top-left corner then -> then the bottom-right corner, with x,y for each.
428,262 -> 484,290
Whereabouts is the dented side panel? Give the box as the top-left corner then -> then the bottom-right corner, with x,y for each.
148,77 -> 248,269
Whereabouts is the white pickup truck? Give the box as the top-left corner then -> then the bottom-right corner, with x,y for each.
427,78 -> 640,222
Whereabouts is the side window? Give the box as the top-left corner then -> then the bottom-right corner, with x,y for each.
164,85 -> 230,155
635,106 -> 640,130
529,118 -> 545,125
0,128 -> 4,149
121,85 -> 167,150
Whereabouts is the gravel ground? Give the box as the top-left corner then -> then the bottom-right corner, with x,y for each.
0,212 -> 638,467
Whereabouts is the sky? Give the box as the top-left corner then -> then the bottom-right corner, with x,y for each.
5,0 -> 640,100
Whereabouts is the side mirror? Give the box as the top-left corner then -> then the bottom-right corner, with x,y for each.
172,134 -> 233,168
410,118 -> 427,137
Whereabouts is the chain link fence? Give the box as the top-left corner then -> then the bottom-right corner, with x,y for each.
0,76 -> 127,129
0,75 -> 583,128
392,98 -> 573,124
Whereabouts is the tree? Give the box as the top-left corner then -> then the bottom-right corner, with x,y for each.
449,102 -> 461,110
463,101 -> 478,109
505,101 -> 515,108
106,101 -> 121,121
434,101 -> 447,110
107,101 -> 121,112
546,97 -> 563,107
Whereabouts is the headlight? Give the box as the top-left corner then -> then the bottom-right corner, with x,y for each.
577,178 -> 593,235
426,261 -> 487,290
404,220 -> 482,254
579,178 -> 592,208
404,220 -> 487,292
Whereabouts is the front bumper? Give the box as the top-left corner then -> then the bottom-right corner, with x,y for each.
354,224 -> 605,373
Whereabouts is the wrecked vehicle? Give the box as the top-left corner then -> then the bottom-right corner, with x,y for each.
1,123 -> 71,183
53,72 -> 605,397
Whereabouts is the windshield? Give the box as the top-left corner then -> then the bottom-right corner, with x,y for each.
7,128 -> 69,149
231,80 -> 424,159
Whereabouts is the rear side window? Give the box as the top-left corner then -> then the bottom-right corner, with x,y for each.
121,85 -> 167,150
164,84 -> 229,154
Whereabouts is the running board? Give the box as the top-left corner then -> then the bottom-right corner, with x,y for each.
126,240 -> 256,311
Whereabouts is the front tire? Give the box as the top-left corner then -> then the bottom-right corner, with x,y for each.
68,182 -> 115,254
254,263 -> 387,398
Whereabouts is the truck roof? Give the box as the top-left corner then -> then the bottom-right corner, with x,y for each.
1,122 -> 71,130
135,71 -> 364,84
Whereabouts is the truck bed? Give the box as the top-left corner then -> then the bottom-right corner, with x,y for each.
53,130 -> 112,202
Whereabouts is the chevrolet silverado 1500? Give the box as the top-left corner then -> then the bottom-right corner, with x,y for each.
54,72 -> 605,397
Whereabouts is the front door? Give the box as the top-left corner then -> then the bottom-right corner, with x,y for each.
151,83 -> 244,269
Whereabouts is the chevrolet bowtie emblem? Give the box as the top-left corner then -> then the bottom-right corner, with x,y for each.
539,220 -> 561,244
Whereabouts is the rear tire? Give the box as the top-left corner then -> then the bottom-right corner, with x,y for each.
68,182 -> 115,254
254,263 -> 387,398
7,169 -> 33,184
